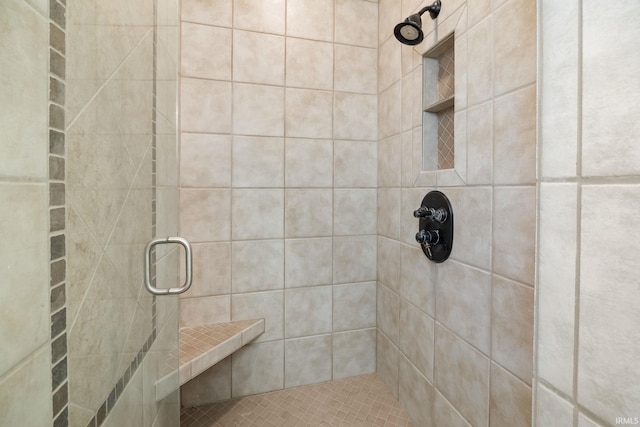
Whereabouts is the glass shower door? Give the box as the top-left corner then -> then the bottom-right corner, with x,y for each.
65,0 -> 180,425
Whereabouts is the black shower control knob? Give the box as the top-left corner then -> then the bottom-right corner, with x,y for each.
415,229 -> 440,245
414,207 -> 447,223
413,207 -> 431,218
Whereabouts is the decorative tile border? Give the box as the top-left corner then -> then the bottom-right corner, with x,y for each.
49,1 -> 68,426
49,0 -> 161,425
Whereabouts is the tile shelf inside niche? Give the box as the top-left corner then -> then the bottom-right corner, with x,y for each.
155,319 -> 265,402
424,95 -> 454,113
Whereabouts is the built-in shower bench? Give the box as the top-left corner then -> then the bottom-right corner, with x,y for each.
156,319 -> 264,401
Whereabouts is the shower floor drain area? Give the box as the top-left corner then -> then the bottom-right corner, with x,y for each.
180,374 -> 415,427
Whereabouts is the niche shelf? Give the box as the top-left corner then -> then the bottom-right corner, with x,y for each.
423,33 -> 455,171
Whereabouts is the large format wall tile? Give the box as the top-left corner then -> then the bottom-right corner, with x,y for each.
0,0 -> 48,179
535,383 -> 574,427
491,275 -> 534,385
232,341 -> 284,397
0,183 -> 49,377
434,325 -> 489,427
284,335 -> 332,388
537,183 -> 576,395
0,346 -> 52,427
493,187 -> 536,285
333,329 -> 376,379
436,260 -> 491,355
582,2 -> 640,177
579,185 -> 640,421
489,363 -> 531,427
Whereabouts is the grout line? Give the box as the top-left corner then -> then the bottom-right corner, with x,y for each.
572,0 -> 584,425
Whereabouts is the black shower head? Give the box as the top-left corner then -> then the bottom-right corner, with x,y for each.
393,0 -> 441,46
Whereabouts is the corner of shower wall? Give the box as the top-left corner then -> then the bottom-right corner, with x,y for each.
377,0 -> 537,426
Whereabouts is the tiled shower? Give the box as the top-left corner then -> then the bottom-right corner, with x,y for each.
1,1 -> 640,427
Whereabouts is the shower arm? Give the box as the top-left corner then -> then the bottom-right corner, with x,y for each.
416,1 -> 442,20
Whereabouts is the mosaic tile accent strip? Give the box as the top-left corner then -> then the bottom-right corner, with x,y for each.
180,374 -> 415,427
48,1 -> 68,426
438,107 -> 455,170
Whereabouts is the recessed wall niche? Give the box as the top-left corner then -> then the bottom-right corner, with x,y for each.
422,33 -> 455,171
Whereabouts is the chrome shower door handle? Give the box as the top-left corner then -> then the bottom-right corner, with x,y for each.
144,237 -> 193,295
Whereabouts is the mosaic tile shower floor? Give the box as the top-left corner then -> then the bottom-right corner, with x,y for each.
180,374 -> 415,427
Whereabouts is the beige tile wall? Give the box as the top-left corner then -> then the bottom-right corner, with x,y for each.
536,3 -> 640,426
179,0 -> 379,405
0,0 -> 53,425
376,0 -> 536,426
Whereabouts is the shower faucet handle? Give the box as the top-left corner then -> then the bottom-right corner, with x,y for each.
413,206 -> 448,223
415,229 -> 440,246
415,229 -> 440,258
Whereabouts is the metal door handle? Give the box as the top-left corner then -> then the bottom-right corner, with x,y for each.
144,237 -> 193,295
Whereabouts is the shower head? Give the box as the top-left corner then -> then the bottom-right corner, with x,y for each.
394,0 -> 442,45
